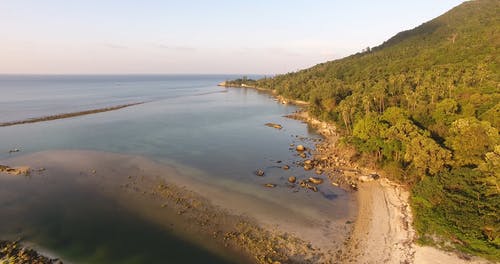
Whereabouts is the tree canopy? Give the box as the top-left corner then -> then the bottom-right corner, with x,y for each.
232,0 -> 500,260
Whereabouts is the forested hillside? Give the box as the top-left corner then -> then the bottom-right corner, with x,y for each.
252,0 -> 499,260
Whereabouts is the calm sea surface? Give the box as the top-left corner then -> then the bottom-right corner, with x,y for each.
0,75 -> 352,263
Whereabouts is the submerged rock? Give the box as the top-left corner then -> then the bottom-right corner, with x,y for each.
282,165 -> 290,170
255,169 -> 265,176
264,183 -> 277,188
299,180 -> 319,192
288,176 -> 297,183
8,148 -> 20,153
265,123 -> 283,129
306,184 -> 318,192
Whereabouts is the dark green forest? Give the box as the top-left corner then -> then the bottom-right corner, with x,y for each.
232,0 -> 499,260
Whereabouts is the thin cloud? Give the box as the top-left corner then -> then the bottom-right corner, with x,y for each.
102,43 -> 128,49
154,44 -> 196,52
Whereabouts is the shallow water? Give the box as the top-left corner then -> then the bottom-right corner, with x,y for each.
0,75 -> 354,263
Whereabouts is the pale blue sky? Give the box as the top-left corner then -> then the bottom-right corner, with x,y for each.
0,0 -> 464,74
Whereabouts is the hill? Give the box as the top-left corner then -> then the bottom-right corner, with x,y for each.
238,0 -> 499,260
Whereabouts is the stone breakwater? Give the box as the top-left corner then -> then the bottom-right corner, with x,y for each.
0,102 -> 144,127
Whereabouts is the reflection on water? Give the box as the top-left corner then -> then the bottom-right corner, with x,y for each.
0,75 -> 354,263
0,152 -> 244,264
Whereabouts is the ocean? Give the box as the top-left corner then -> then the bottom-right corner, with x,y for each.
0,75 -> 354,263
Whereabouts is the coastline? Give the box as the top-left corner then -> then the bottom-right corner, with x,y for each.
231,84 -> 494,264
0,240 -> 62,264
0,150 -> 349,264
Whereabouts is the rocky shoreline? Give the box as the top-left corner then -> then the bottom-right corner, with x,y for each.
0,240 -> 62,264
256,87 -> 493,264
1,150 -> 345,264
219,82 -> 498,263
0,164 -> 30,176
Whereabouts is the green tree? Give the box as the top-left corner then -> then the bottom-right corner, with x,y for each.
446,118 -> 499,167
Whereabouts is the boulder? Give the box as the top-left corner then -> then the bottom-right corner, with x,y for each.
255,169 -> 265,176
308,177 -> 324,184
358,175 -> 373,182
296,145 -> 306,151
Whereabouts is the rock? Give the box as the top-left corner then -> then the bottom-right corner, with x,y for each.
288,176 -> 297,183
255,169 -> 265,176
91,169 -> 97,174
299,180 -> 307,187
331,182 -> 339,186
308,177 -> 324,184
296,145 -> 305,151
264,183 -> 276,188
369,173 -> 380,180
8,148 -> 20,153
282,165 -> 290,170
306,184 -> 318,192
315,169 -> 323,175
299,180 -> 319,192
0,165 -> 30,176
299,152 -> 307,158
304,159 -> 312,165
289,143 -> 295,147
358,175 -> 373,182
265,123 -> 283,129
303,164 -> 313,171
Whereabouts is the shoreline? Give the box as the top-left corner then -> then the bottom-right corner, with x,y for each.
0,102 -> 144,127
0,150 -> 347,264
0,240 -> 62,264
230,84 -> 494,263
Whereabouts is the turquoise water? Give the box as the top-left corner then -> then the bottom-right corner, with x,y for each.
0,75 -> 352,263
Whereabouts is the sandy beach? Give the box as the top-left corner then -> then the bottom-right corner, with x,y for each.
288,109 -> 495,264
342,179 -> 494,264
0,102 -> 495,264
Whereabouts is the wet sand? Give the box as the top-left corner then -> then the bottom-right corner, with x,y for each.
0,150 -> 355,263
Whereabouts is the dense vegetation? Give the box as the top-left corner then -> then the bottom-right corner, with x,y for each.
243,0 -> 500,260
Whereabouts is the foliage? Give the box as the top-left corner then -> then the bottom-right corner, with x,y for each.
233,0 -> 500,260
224,76 -> 257,87
412,168 -> 500,259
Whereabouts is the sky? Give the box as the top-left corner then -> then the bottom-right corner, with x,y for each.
0,0 -> 464,74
